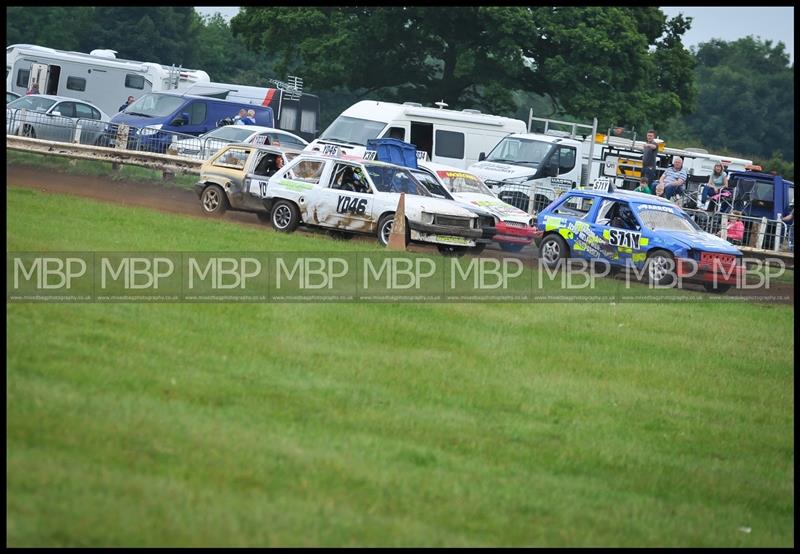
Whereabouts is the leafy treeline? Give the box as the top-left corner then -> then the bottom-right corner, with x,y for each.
6,7 -> 274,86
6,7 -> 795,173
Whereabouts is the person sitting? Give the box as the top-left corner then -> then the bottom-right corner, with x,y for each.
244,109 -> 257,125
255,154 -> 284,177
634,175 -> 653,194
702,163 -> 729,211
656,156 -> 688,201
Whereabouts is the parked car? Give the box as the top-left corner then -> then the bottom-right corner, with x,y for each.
6,94 -> 110,145
415,161 -> 538,252
169,125 -> 308,159
535,183 -> 744,293
109,92 -> 274,153
260,152 -> 488,254
6,91 -> 21,104
195,143 -> 304,220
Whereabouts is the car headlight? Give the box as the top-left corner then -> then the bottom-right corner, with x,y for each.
140,124 -> 163,136
420,211 -> 435,224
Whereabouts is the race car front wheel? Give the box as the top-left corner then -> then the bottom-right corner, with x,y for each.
539,234 -> 568,269
200,185 -> 228,217
646,249 -> 676,287
271,200 -> 300,232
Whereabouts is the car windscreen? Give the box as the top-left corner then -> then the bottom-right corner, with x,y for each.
436,170 -> 493,195
409,170 -> 452,199
124,93 -> 185,118
485,137 -> 553,167
637,207 -> 701,232
206,126 -> 255,142
366,164 -> 431,196
319,115 -> 386,146
8,96 -> 57,112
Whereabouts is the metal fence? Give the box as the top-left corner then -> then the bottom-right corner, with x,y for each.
683,208 -> 792,253
6,108 -> 231,161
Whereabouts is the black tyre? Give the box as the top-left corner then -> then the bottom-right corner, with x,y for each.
377,213 -> 396,247
645,249 -> 676,287
499,242 -> 525,253
539,234 -> 568,269
271,199 -> 300,233
200,185 -> 228,217
703,282 -> 731,294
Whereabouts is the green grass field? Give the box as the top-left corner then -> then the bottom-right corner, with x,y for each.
6,186 -> 794,547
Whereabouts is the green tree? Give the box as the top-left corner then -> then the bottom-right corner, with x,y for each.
231,6 -> 696,129
677,37 -> 794,161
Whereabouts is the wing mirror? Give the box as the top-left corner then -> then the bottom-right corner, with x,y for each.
478,152 -> 486,162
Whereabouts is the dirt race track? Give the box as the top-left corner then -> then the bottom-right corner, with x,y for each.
7,165 -> 795,305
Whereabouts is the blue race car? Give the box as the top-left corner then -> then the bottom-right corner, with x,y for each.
534,184 -> 744,293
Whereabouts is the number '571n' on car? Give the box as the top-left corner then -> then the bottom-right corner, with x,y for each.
534,185 -> 744,293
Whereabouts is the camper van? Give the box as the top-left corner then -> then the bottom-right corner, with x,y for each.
6,44 -> 210,117
305,100 -> 527,169
6,44 -> 321,141
109,92 -> 274,153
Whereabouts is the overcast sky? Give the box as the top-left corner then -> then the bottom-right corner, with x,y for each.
195,6 -> 794,63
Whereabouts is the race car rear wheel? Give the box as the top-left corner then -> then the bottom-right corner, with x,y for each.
703,282 -> 731,294
539,234 -> 568,269
645,249 -> 676,287
271,200 -> 300,232
200,184 -> 228,217
499,242 -> 525,253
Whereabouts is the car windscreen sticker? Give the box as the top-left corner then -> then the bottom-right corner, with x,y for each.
637,204 -> 675,213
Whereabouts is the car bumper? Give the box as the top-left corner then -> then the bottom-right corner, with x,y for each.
494,221 -> 537,245
677,258 -> 744,285
409,221 -> 484,240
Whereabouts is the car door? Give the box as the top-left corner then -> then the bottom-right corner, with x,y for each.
590,199 -> 644,266
74,102 -> 103,144
305,161 -> 375,231
46,101 -> 76,142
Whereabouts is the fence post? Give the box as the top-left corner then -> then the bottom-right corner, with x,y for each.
756,217 -> 767,250
774,214 -> 783,252
720,213 -> 729,240
526,182 -> 536,215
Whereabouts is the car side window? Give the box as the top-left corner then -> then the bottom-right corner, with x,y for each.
331,163 -> 371,194
596,200 -> 640,231
189,102 -> 207,126
75,103 -> 96,120
291,160 -> 326,184
212,147 -> 251,170
558,146 -> 576,173
553,195 -> 594,218
54,102 -> 76,118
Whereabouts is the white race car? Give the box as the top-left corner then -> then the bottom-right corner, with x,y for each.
415,161 -> 539,252
256,153 -> 487,253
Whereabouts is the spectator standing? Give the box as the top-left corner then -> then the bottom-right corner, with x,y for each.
782,207 -> 794,251
27,82 -> 40,95
640,129 -> 658,186
118,95 -> 135,113
245,109 -> 257,125
656,156 -> 688,200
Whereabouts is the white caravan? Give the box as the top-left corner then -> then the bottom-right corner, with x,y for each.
5,44 -> 321,141
305,100 -> 527,169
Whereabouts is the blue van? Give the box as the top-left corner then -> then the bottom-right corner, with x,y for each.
109,92 -> 274,153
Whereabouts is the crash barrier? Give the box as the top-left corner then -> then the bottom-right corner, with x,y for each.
6,108 -> 229,159
682,208 -> 792,253
6,135 -> 203,175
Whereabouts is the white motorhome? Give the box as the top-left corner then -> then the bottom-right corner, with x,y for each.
5,44 -> 321,141
469,114 -> 755,214
6,44 -> 210,116
305,100 -> 527,169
